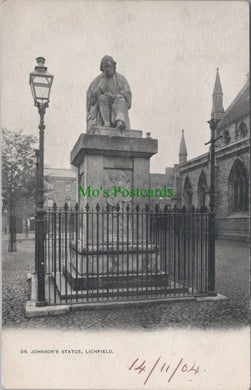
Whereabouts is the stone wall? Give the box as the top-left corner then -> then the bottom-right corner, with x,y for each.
216,216 -> 249,240
172,136 -> 249,240
179,154 -> 210,208
215,138 -> 249,218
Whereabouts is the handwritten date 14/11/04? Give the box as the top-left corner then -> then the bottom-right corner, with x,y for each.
128,356 -> 205,386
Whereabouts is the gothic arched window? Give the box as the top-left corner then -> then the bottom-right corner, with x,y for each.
229,159 -> 248,213
198,171 -> 207,209
183,176 -> 193,210
237,121 -> 248,138
223,130 -> 231,145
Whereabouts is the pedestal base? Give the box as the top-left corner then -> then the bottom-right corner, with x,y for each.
63,242 -> 169,292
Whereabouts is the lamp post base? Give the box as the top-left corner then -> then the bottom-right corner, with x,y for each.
8,242 -> 17,252
207,291 -> 217,297
36,301 -> 47,307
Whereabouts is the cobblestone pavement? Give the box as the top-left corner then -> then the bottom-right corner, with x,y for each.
2,238 -> 249,330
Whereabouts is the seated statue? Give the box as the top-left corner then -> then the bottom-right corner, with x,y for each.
86,55 -> 132,131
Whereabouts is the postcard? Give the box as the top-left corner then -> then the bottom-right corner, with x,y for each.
1,1 -> 250,389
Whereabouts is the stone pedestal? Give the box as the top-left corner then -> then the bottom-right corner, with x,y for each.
65,127 -> 165,296
71,126 -> 158,210
64,242 -> 164,292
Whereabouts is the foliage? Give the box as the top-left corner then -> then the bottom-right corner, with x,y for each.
2,128 -> 37,212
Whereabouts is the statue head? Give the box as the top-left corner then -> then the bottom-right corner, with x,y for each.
100,55 -> 116,78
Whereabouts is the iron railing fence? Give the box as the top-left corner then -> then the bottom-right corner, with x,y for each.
43,203 -> 209,305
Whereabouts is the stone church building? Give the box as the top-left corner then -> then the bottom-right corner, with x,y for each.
162,70 -> 249,240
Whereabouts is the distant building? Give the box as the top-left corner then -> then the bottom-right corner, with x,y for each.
155,70 -> 250,240
4,168 -> 78,235
44,168 -> 77,209
150,170 -> 173,207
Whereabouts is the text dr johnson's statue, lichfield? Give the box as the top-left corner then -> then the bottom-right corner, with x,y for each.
86,56 -> 132,131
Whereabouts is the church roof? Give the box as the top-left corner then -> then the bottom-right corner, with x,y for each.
219,79 -> 250,126
179,129 -> 187,155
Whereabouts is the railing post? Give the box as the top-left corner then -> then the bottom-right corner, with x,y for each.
208,209 -> 216,295
86,203 -> 90,299
64,203 -> 68,301
36,208 -> 46,305
75,203 -> 79,301
35,149 -> 39,273
206,118 -> 219,296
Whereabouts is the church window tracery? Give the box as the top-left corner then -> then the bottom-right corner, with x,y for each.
237,121 -> 248,138
223,130 -> 231,145
229,159 -> 248,213
198,171 -> 207,209
183,176 -> 193,210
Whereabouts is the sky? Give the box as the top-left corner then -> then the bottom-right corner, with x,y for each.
1,0 -> 249,173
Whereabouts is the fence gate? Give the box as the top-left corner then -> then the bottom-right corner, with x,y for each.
43,203 -> 210,305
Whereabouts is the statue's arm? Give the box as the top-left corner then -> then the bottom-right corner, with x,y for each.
93,76 -> 109,98
117,75 -> 132,109
87,75 -> 105,108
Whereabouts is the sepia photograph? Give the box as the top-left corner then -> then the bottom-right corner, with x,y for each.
1,0 -> 250,389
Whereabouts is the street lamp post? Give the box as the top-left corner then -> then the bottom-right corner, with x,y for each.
205,117 -> 221,296
30,57 -> 53,306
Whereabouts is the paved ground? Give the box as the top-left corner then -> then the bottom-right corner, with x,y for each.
2,238 -> 249,330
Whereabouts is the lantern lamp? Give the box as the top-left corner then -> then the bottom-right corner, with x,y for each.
29,57 -> 53,107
